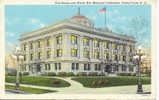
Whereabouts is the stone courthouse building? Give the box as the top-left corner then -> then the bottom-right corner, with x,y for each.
19,8 -> 136,75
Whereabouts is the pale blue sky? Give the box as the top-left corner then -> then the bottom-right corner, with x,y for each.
5,5 -> 151,53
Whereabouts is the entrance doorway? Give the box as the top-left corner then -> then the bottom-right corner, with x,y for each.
37,64 -> 41,72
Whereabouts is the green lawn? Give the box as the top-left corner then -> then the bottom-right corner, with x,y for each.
6,85 -> 57,94
5,76 -> 70,87
71,76 -> 151,88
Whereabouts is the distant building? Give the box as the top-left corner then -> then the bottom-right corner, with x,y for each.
140,49 -> 151,74
19,8 -> 136,75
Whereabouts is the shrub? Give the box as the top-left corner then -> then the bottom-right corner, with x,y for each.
92,80 -> 98,87
52,80 -> 61,85
98,80 -> 104,85
77,72 -> 87,76
23,72 -> 29,76
8,70 -> 17,76
48,72 -> 56,76
57,72 -> 67,77
103,80 -> 108,84
98,72 -> 105,76
118,73 -> 135,76
89,72 -> 98,76
66,72 -> 74,77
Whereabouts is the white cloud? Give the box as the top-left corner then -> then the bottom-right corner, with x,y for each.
6,32 -> 17,37
28,18 -> 46,28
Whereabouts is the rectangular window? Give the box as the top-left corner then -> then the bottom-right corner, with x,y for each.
88,64 -> 90,70
104,42 -> 109,49
95,64 -> 98,71
104,53 -> 109,59
71,35 -> 77,44
83,49 -> 89,58
24,55 -> 26,61
38,40 -> 43,48
120,55 -> 123,61
84,64 -> 87,70
48,64 -> 51,70
38,52 -> 43,60
57,49 -> 62,57
59,63 -> 61,70
24,44 -> 27,51
115,55 -> 118,61
57,35 -> 62,44
47,50 -> 51,58
94,51 -> 99,59
30,42 -> 34,49
122,65 -> 126,71
123,56 -> 126,61
30,53 -> 34,61
112,43 -> 117,49
83,38 -> 89,46
94,40 -> 99,47
76,63 -> 79,70
45,64 -> 47,70
98,64 -> 101,70
55,63 -> 57,70
72,63 -> 75,70
71,49 -> 77,57
47,37 -> 51,47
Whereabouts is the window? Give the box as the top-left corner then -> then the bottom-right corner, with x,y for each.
84,64 -> 87,70
47,37 -> 51,46
120,55 -> 123,61
71,49 -> 77,57
123,56 -> 126,61
57,49 -> 62,57
104,53 -> 108,59
88,64 -> 90,70
72,63 -> 75,70
83,38 -> 89,46
45,64 -> 47,70
38,40 -> 43,48
120,44 -> 123,50
122,65 -> 127,72
30,42 -> 34,49
48,64 -> 51,70
24,44 -> 27,51
83,49 -> 89,58
98,64 -> 101,70
38,52 -> 43,60
94,51 -> 99,59
112,54 -> 115,60
30,53 -> 34,60
115,55 -> 118,61
24,55 -> 26,61
47,50 -> 51,58
76,63 -> 79,70
71,35 -> 77,44
129,67 -> 134,72
112,43 -> 117,49
95,64 -> 98,71
94,40 -> 99,47
55,63 -> 57,70
57,35 -> 62,44
104,42 -> 109,49
59,63 -> 61,70
128,45 -> 132,52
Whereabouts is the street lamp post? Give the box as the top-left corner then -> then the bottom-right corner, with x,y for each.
14,47 -> 23,90
134,47 -> 146,93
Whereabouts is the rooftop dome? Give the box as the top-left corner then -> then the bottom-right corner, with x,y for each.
71,8 -> 94,28
72,8 -> 89,21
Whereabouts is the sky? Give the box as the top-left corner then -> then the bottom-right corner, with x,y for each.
5,5 -> 151,53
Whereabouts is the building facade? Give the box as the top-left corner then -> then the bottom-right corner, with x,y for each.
19,9 -> 136,75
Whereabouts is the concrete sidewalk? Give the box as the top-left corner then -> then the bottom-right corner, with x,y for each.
5,77 -> 151,94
